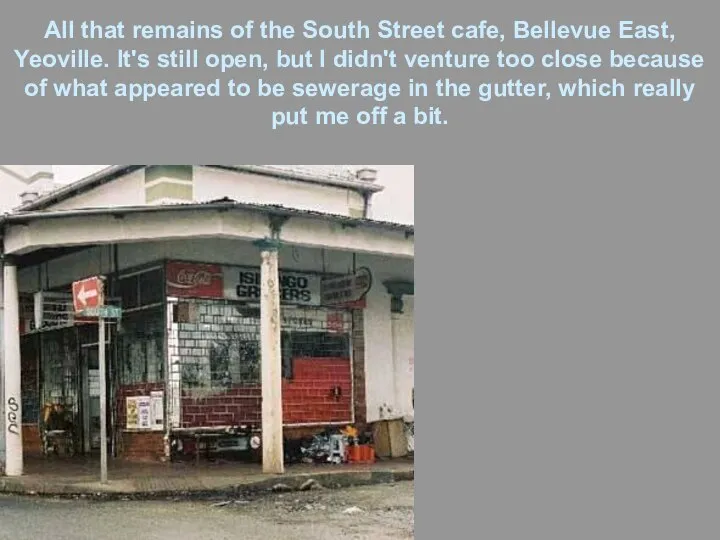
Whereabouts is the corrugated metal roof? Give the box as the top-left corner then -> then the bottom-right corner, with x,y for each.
249,165 -> 359,181
16,165 -> 384,212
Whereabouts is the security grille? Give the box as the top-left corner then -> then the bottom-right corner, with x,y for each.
40,328 -> 81,425
170,298 -> 353,428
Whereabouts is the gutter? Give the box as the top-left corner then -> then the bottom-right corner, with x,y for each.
207,165 -> 385,194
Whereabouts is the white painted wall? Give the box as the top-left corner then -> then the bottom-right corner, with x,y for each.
49,170 -> 145,210
0,166 -> 54,212
366,165 -> 414,225
15,240 -> 414,425
46,167 -> 365,217
0,171 -> 23,211
393,298 -> 415,419
55,165 -> 414,225
194,167 -> 365,216
354,254 -> 414,423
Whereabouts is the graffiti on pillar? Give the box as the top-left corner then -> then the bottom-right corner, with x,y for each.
7,397 -> 20,436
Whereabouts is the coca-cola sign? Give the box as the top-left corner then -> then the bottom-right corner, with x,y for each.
174,269 -> 213,288
166,262 -> 224,298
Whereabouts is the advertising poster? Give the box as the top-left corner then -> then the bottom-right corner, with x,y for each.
126,396 -> 139,430
150,391 -> 164,431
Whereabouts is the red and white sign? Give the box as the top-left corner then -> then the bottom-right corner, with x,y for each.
72,277 -> 104,312
326,311 -> 346,333
166,261 -> 224,299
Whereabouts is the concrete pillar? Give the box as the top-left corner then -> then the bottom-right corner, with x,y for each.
390,310 -> 404,416
254,238 -> 284,474
2,257 -> 23,476
383,281 -> 415,419
0,265 -> 5,470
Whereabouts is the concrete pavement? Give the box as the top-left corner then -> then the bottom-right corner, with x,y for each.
0,456 -> 414,500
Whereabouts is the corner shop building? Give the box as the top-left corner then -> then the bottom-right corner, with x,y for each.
0,166 -> 414,476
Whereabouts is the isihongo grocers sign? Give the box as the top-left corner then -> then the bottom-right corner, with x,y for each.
166,261 -> 322,306
229,267 -> 321,305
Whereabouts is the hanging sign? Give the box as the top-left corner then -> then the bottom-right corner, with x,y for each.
321,267 -> 373,308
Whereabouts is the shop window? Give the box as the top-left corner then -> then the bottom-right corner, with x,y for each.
138,268 -> 164,305
177,300 -> 261,393
40,329 -> 81,414
119,307 -> 165,384
117,267 -> 163,310
119,276 -> 139,309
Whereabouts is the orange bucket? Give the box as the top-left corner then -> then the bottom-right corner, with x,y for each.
347,445 -> 362,462
351,445 -> 374,463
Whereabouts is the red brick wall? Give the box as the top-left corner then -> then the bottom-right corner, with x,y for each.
22,424 -> 42,456
121,432 -> 165,462
116,382 -> 165,460
180,357 -> 353,428
181,385 -> 262,427
282,357 -> 352,424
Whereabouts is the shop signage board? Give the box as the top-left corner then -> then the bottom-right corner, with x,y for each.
165,261 -> 224,299
223,266 -> 322,306
320,267 -> 373,309
165,260 -> 322,306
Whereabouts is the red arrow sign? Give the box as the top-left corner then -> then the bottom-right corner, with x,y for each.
72,277 -> 104,313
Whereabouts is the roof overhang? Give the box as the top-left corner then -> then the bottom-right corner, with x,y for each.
0,202 -> 414,260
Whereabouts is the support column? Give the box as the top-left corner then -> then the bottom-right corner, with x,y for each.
0,265 -> 5,470
2,257 -> 23,476
390,296 -> 405,417
384,281 -> 415,419
254,238 -> 284,474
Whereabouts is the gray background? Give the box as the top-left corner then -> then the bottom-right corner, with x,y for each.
2,0 -> 719,538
